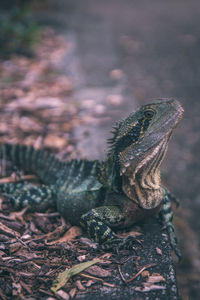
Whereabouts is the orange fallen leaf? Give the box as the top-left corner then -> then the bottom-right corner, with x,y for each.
47,226 -> 82,245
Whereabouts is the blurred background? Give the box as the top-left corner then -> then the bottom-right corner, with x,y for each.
0,1 -> 200,299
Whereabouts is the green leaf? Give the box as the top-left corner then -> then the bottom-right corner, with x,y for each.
51,259 -> 100,293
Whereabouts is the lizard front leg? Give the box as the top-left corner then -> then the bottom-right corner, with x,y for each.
80,206 -> 139,252
160,187 -> 181,259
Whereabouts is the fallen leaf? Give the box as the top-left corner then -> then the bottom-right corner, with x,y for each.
56,289 -> 70,300
9,242 -> 22,254
75,280 -> 86,291
69,288 -> 77,299
141,270 -> 150,278
0,221 -> 20,238
147,274 -> 166,283
86,265 -> 112,278
51,259 -> 100,293
47,226 -> 82,245
85,280 -> 95,287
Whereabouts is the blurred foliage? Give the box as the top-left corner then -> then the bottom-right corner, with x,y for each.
0,1 -> 41,57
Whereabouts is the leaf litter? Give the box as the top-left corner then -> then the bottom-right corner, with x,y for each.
0,26 -> 165,299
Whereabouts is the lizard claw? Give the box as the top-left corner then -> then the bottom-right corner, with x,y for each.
117,235 -> 142,252
102,235 -> 141,253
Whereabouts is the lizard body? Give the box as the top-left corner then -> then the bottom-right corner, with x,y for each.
0,98 -> 184,257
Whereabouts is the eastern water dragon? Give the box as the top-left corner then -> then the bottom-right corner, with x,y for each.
0,98 -> 184,258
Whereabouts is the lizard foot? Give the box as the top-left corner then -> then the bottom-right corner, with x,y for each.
102,235 -> 141,253
164,224 -> 182,261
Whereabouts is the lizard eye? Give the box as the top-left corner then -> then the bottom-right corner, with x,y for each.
144,109 -> 155,119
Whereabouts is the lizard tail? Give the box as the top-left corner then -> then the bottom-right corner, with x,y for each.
0,143 -> 61,184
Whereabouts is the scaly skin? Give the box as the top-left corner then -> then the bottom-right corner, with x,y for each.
0,98 -> 184,258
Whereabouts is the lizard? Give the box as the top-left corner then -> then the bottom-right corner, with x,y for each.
0,98 -> 184,258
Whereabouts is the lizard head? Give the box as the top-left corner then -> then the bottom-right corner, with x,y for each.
108,98 -> 184,209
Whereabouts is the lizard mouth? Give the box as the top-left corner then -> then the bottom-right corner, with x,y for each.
121,137 -> 169,209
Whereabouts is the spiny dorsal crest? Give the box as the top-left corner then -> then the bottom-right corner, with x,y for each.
107,108 -> 154,156
107,119 -> 124,154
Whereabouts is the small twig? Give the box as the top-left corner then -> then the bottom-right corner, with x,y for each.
80,272 -> 117,288
0,174 -> 38,184
117,264 -> 127,284
0,220 -> 20,237
35,212 -> 60,218
126,263 -> 156,283
16,236 -> 31,249
25,234 -> 50,243
0,213 -> 15,221
39,289 -> 54,297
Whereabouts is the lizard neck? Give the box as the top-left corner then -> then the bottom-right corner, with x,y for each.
98,154 -> 122,193
121,137 -> 168,209
122,171 -> 163,209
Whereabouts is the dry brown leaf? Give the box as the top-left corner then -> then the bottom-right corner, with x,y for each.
47,226 -> 82,245
75,280 -> 86,291
147,274 -> 166,283
141,270 -> 150,278
0,221 -> 20,238
56,290 -> 70,300
69,288 -> 77,299
85,280 -> 95,287
9,242 -> 22,254
85,265 -> 112,278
